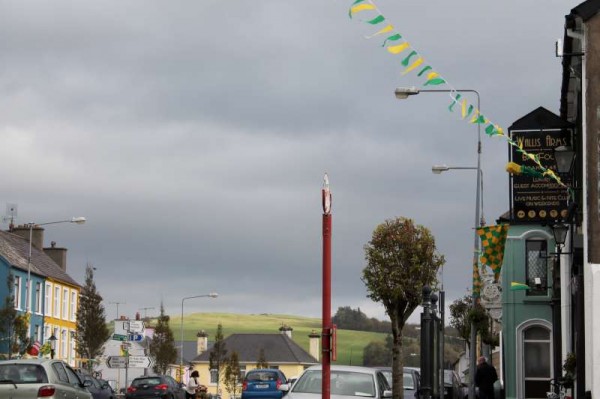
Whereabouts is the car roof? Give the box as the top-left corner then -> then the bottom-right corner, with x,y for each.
0,359 -> 55,365
305,365 -> 378,374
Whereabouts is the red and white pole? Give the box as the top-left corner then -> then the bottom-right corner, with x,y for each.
322,174 -> 332,399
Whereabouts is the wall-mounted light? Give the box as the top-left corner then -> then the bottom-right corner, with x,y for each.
554,146 -> 575,175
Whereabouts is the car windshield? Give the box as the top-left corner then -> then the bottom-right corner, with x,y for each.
0,364 -> 48,383
293,370 -> 375,397
132,377 -> 162,387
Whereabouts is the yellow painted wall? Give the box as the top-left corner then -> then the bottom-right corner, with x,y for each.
189,364 -> 309,399
43,278 -> 80,365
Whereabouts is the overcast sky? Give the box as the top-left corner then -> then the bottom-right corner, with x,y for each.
0,1 -> 581,325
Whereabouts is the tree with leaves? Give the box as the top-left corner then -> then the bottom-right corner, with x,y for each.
149,302 -> 177,375
449,295 -> 472,345
0,272 -> 17,359
224,351 -> 242,399
75,264 -> 110,369
362,216 -> 444,399
209,323 -> 227,397
256,348 -> 268,369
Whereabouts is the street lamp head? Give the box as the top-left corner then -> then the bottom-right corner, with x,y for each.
554,145 -> 575,175
394,86 -> 420,99
71,217 -> 86,224
552,223 -> 569,247
208,292 -> 218,298
431,165 -> 450,174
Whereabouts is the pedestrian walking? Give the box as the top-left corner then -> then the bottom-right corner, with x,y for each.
475,356 -> 498,399
186,370 -> 201,399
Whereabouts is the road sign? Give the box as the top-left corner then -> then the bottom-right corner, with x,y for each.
112,334 -> 128,341
106,356 -> 128,368
128,356 -> 153,368
129,321 -> 144,333
128,333 -> 143,342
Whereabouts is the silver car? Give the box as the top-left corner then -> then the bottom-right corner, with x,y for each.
0,358 -> 92,399
280,365 -> 392,399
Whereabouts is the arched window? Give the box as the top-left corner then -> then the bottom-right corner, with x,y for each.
516,320 -> 552,398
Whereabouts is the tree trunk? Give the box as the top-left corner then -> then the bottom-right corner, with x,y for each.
390,313 -> 405,399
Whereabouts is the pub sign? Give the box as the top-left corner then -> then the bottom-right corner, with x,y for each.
509,128 -> 573,223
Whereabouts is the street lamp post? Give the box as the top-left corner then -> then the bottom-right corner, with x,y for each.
179,293 -> 218,381
396,87 -> 482,399
25,217 -> 86,338
49,332 -> 57,359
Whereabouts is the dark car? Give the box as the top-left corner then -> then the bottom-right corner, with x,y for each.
443,370 -> 462,399
78,373 -> 115,399
242,368 -> 288,399
126,375 -> 186,399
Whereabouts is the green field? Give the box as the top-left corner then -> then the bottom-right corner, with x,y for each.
171,312 -> 388,366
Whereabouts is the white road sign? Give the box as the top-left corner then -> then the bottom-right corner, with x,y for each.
128,356 -> 153,368
106,356 -> 128,369
129,321 -> 145,333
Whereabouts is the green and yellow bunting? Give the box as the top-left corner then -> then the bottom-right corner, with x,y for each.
347,0 -> 569,190
472,258 -> 481,299
510,281 -> 530,291
476,224 -> 509,281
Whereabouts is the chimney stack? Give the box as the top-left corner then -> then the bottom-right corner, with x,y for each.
279,324 -> 293,339
197,330 -> 209,356
12,225 -> 45,250
44,241 -> 68,272
308,330 -> 320,361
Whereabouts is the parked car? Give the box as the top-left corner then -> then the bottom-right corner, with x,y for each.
126,375 -> 186,399
373,367 -> 420,398
78,372 -> 115,399
242,368 -> 289,399
0,358 -> 93,399
443,370 -> 462,399
281,365 -> 392,399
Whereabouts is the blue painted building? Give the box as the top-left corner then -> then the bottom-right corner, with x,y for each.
0,225 -> 81,361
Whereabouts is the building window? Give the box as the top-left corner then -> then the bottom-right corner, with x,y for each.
62,288 -> 68,320
61,329 -> 67,359
54,287 -> 60,318
14,276 -> 21,309
70,292 -> 77,321
526,240 -> 548,296
516,319 -> 553,399
210,369 -> 218,384
34,325 -> 41,342
45,283 -> 52,316
35,282 -> 42,313
239,366 -> 246,382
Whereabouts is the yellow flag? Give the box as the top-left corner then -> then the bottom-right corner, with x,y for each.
350,4 -> 376,15
387,42 -> 410,54
402,57 -> 423,75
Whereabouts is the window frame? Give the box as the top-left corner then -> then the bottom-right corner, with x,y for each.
14,276 -> 21,309
525,239 -> 549,296
515,319 -> 553,398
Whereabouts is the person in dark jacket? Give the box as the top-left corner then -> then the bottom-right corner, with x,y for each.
475,356 -> 498,399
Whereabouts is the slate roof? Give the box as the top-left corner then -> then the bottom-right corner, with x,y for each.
193,334 -> 318,365
571,0 -> 600,21
0,230 -> 80,287
508,107 -> 573,131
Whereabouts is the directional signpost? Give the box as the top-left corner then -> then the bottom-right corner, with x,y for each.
106,356 -> 128,369
128,356 -> 153,369
112,334 -> 128,341
129,321 -> 144,333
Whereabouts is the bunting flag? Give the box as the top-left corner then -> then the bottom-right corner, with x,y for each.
472,258 -> 481,298
347,0 -> 569,191
510,281 -> 530,291
477,224 -> 509,281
